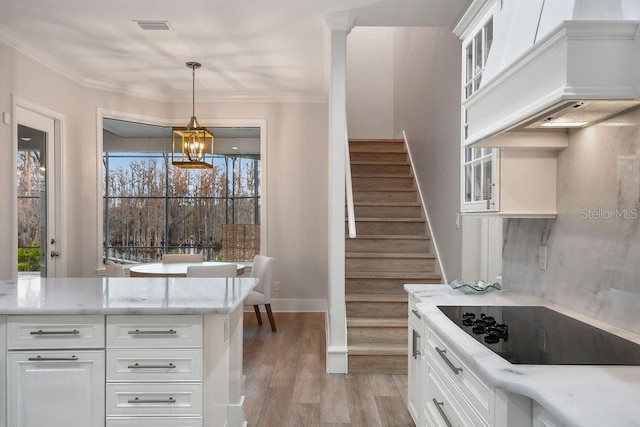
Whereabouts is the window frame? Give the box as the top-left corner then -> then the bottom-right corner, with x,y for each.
96,110 -> 267,270
102,150 -> 260,263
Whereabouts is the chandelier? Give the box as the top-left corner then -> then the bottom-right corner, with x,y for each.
172,61 -> 214,169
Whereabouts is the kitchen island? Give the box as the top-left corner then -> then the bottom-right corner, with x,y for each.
406,284 -> 640,427
0,276 -> 258,427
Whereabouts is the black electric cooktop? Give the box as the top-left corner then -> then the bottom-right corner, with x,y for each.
438,305 -> 640,365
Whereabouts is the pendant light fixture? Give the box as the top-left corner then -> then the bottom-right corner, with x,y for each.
172,61 -> 214,169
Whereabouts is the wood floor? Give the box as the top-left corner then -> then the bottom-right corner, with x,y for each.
242,312 -> 415,426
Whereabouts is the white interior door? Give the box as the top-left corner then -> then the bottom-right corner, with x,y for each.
15,105 -> 59,277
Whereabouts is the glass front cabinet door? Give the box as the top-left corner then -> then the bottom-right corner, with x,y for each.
461,11 -> 496,213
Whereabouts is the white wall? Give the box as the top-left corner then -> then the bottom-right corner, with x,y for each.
0,41 -> 329,307
392,27 -> 463,281
346,27 -> 395,139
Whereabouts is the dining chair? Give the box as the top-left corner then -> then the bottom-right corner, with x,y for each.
186,264 -> 238,277
244,255 -> 276,332
104,261 -> 126,277
161,253 -> 205,263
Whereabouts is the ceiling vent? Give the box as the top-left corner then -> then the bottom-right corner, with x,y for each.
135,20 -> 171,31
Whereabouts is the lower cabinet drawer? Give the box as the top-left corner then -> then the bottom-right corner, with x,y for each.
106,383 -> 202,417
107,349 -> 203,382
425,328 -> 493,421
425,353 -> 488,427
106,417 -> 203,427
8,315 -> 104,349
107,315 -> 203,348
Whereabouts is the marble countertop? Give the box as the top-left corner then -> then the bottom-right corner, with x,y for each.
0,276 -> 258,315
405,284 -> 640,427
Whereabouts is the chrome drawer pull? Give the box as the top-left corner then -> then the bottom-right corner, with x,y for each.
28,355 -> 79,361
128,329 -> 177,335
412,329 -> 421,359
435,347 -> 462,374
128,397 -> 176,404
30,329 -> 80,335
411,309 -> 421,319
128,362 -> 176,369
433,398 -> 453,427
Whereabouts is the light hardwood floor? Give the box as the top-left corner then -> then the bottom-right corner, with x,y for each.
242,312 -> 415,426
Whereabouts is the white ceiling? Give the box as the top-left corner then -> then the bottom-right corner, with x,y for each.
0,0 -> 470,102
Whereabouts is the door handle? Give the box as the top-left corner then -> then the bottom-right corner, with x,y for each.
50,251 -> 60,258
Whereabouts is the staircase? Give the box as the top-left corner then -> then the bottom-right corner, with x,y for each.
346,139 -> 441,374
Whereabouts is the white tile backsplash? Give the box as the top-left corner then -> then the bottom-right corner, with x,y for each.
503,107 -> 640,335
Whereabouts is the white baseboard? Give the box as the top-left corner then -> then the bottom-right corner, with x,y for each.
326,345 -> 348,373
242,298 -> 327,313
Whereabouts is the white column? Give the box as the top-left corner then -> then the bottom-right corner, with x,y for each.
324,14 -> 354,374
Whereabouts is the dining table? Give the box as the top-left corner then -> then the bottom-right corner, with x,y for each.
128,261 -> 245,277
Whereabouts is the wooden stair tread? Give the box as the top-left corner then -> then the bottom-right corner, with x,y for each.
349,148 -> 406,153
345,293 -> 408,302
346,272 -> 442,279
354,188 -> 416,193
346,252 -> 435,259
352,173 -> 413,178
348,343 -> 407,356
355,217 -> 425,223
351,160 -> 410,165
349,139 -> 404,142
352,201 -> 421,206
347,318 -> 408,328
347,234 -> 429,240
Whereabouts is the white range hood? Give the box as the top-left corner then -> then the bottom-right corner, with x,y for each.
463,19 -> 640,147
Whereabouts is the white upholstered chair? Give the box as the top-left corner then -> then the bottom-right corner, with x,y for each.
244,255 -> 276,332
104,261 -> 126,277
186,264 -> 238,277
161,253 -> 204,263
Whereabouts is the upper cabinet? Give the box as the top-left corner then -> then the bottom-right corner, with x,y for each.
457,0 -> 558,216
455,0 -> 640,148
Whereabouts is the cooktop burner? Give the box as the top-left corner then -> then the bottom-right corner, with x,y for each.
438,305 -> 640,365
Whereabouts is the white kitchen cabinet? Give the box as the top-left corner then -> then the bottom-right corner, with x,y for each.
533,402 -> 564,427
462,147 -> 557,216
6,315 -> 105,427
7,350 -> 105,427
7,314 -> 105,349
461,214 -> 503,284
458,0 -> 560,218
424,323 -> 493,425
424,355 -> 488,427
0,316 -> 6,427
106,315 -> 204,426
407,294 -> 424,426
106,418 -> 203,427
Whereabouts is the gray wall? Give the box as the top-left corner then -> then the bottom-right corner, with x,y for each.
503,107 -> 640,334
393,27 -> 463,282
347,27 -> 395,139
